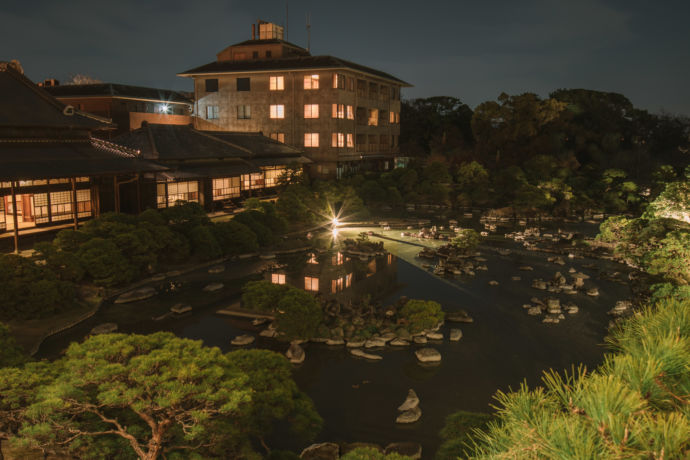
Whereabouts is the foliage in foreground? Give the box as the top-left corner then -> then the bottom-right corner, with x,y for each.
341,447 -> 414,460
461,297 -> 690,459
0,333 -> 321,460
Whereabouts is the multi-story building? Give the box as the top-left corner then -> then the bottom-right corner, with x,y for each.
178,21 -> 411,178
43,82 -> 193,137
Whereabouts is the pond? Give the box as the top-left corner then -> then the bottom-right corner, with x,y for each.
37,221 -> 633,458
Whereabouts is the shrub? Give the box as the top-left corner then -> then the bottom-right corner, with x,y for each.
212,221 -> 259,256
189,225 -> 222,261
399,299 -> 444,334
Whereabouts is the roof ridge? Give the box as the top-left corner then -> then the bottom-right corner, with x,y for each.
194,128 -> 254,155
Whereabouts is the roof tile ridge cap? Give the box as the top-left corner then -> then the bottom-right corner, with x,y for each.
195,129 -> 253,155
91,136 -> 140,157
74,109 -> 114,125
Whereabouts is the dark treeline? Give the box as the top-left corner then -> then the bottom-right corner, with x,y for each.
396,90 -> 689,216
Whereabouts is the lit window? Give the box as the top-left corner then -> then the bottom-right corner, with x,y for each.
270,133 -> 285,143
271,273 -> 286,284
308,253 -> 318,264
388,254 -> 393,265
331,104 -> 345,119
368,108 -> 378,126
206,105 -> 219,120
304,104 -> 319,119
346,133 -> 353,148
331,133 -> 345,148
346,273 -> 353,287
304,74 -> 319,89
304,276 -> 319,291
333,73 -> 346,89
269,76 -> 284,90
331,277 -> 344,293
304,133 -> 319,147
390,111 -> 395,124
269,104 -> 285,119
346,105 -> 354,120
157,181 -> 199,208
237,105 -> 251,119
332,252 -> 344,265
212,177 -> 241,200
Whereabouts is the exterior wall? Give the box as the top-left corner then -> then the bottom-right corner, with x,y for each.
192,69 -> 402,178
128,112 -> 191,130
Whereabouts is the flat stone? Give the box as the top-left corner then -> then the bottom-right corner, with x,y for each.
426,331 -> 443,340
511,276 -> 522,281
90,322 -> 118,335
389,338 -> 410,346
519,266 -> 534,271
380,331 -> 397,342
397,389 -> 420,411
415,347 -> 441,363
231,334 -> 255,346
445,310 -> 474,323
449,329 -> 463,341
203,282 -> 224,292
532,280 -> 547,290
396,405 -> 422,424
170,303 -> 192,314
325,338 -> 345,346
488,280 -> 499,286
350,348 -> 383,360
300,442 -> 340,460
413,335 -> 428,344
567,306 -> 579,314
365,338 -> 387,348
114,286 -> 156,304
384,442 -> 422,460
208,266 -> 225,274
259,328 -> 277,338
346,339 -> 365,348
527,306 -> 542,316
586,288 -> 599,297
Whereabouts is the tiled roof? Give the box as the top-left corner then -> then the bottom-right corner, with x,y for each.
201,131 -> 305,158
0,62 -> 113,130
45,83 -> 192,104
178,55 -> 411,86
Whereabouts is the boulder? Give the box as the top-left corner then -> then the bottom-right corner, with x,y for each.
553,257 -> 566,265
449,329 -> 463,341
415,347 -> 441,363
586,288 -> 599,297
300,442 -> 340,460
546,299 -> 561,314
397,389 -> 420,411
90,322 -> 118,335
208,265 -> 225,274
567,305 -> 579,314
346,339 -> 365,348
203,282 -> 224,292
286,341 -> 305,364
350,348 -> 383,360
384,443 -> 422,460
365,338 -> 387,348
114,286 -> 156,304
527,306 -> 542,316
325,338 -> 345,346
380,331 -> 397,342
259,328 -> 277,338
396,406 -> 422,424
532,279 -> 547,290
389,338 -> 410,346
413,335 -> 428,344
231,334 -> 255,346
425,331 -> 443,340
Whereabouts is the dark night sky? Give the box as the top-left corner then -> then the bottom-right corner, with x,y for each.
2,0 -> 689,115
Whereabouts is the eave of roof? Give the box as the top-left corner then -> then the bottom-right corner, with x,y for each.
178,55 -> 412,87
45,83 -> 193,104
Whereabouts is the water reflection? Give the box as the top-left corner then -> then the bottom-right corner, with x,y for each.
267,250 -> 398,303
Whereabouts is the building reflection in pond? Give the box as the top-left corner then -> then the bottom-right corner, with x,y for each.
267,250 -> 398,302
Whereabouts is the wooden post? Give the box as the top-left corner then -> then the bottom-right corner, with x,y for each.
71,178 -> 79,230
10,181 -> 19,254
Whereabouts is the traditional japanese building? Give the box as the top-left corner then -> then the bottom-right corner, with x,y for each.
43,82 -> 193,137
178,20 -> 411,179
0,61 -> 165,251
114,123 -> 310,212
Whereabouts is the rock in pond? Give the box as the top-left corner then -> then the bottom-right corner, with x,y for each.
90,322 -> 118,335
365,338 -> 387,348
519,265 -> 534,271
300,442 -> 340,460
426,331 -> 443,340
325,338 -> 345,346
114,287 -> 156,304
350,348 -> 383,360
170,303 -> 192,314
449,329 -> 463,341
413,335 -> 428,344
259,328 -> 277,338
231,334 -> 255,346
488,280 -> 499,286
415,347 -> 441,363
207,265 -> 225,274
445,310 -> 474,323
346,339 -> 365,348
527,306 -> 542,316
396,405 -> 422,424
397,389 -> 420,411
385,442 -> 422,460
532,279 -> 547,290
203,282 -> 224,292
286,341 -> 306,364
511,276 -> 521,281
586,287 -> 599,297
389,338 -> 410,346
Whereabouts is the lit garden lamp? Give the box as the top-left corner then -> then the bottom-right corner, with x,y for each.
331,216 -> 340,240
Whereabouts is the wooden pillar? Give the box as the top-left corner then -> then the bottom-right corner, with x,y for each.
70,178 -> 79,230
10,181 -> 19,254
136,174 -> 142,214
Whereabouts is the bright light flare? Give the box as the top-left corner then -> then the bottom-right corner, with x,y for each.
332,227 -> 339,238
332,217 -> 339,226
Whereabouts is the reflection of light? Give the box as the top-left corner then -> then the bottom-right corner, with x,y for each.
332,227 -> 339,238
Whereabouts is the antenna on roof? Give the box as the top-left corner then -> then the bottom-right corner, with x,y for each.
306,12 -> 311,52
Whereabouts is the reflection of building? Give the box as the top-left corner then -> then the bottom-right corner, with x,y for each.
114,124 -> 311,212
0,61 -> 164,251
43,82 -> 193,138
178,20 -> 411,179
269,250 -> 397,301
